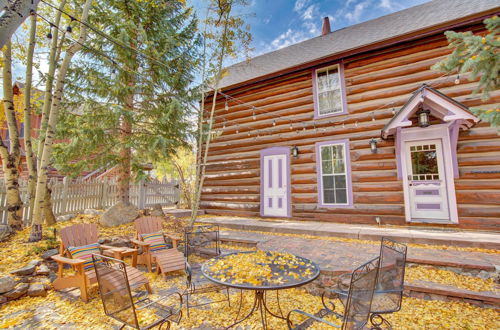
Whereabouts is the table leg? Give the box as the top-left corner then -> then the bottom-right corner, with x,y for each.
225,290 -> 260,329
263,290 -> 286,319
226,290 -> 286,330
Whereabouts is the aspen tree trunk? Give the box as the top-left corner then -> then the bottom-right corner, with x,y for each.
0,41 -> 23,230
29,0 -> 93,241
190,10 -> 230,226
36,0 -> 66,170
24,13 -> 37,224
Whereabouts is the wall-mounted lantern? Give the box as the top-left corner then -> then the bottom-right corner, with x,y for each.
291,146 -> 299,158
416,108 -> 431,128
369,138 -> 378,153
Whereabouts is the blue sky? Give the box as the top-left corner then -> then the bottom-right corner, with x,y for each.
190,0 -> 431,58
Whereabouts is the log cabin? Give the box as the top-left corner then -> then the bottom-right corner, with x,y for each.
201,0 -> 500,231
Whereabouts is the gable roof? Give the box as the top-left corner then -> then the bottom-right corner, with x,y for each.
219,0 -> 499,90
381,84 -> 479,139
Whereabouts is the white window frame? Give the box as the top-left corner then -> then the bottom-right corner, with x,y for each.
313,63 -> 347,118
316,140 -> 352,207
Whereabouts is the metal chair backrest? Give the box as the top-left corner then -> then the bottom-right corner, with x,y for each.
184,225 -> 220,262
372,237 -> 407,314
93,254 -> 140,329
342,256 -> 380,330
59,223 -> 99,253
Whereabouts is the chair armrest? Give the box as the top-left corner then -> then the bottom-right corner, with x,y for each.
100,244 -> 116,250
164,234 -> 181,241
130,239 -> 150,247
51,254 -> 86,265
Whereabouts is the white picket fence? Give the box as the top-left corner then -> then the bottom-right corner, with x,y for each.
0,177 -> 180,225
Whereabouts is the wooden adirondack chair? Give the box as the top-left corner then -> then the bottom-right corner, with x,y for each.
51,223 -> 151,302
132,216 -> 185,275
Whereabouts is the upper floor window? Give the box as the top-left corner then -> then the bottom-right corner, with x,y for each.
313,63 -> 347,118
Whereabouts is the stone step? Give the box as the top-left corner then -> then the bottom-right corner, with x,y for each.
219,236 -> 259,247
199,217 -> 500,250
405,280 -> 500,307
164,209 -> 205,218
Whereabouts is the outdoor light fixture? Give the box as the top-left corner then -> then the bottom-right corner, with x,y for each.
369,138 -> 378,153
291,146 -> 299,158
416,108 -> 431,128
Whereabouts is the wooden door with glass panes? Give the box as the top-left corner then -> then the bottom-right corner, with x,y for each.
405,139 -> 450,221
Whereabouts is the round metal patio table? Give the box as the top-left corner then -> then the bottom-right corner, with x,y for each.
201,251 -> 320,329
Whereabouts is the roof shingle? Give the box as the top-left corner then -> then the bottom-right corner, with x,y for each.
219,0 -> 499,89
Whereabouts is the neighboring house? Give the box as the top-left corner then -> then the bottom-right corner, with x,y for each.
0,82 -> 52,179
201,0 -> 500,231
0,82 -> 106,180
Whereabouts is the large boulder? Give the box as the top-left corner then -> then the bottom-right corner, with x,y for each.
100,202 -> 139,227
0,276 -> 16,294
150,204 -> 165,217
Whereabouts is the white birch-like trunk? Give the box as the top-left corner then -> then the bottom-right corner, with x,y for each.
24,13 -> 37,224
0,41 -> 23,230
29,0 -> 93,241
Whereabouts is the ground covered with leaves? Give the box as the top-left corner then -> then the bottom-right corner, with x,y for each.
0,215 -> 499,329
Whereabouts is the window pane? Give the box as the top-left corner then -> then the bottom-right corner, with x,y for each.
321,146 -> 332,160
334,175 -> 346,188
328,69 -> 339,90
332,145 -> 344,160
323,189 -> 335,204
322,176 -> 334,189
317,71 -> 328,92
333,159 -> 345,173
326,90 -> 342,114
322,160 -> 333,174
335,189 -> 347,204
411,150 -> 438,176
318,92 -> 330,114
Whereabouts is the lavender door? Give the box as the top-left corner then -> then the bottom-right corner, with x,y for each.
405,139 -> 450,221
261,150 -> 289,217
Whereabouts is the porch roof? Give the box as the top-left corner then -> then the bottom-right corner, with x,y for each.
381,84 -> 480,139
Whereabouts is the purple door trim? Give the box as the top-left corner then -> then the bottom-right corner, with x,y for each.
260,147 -> 291,217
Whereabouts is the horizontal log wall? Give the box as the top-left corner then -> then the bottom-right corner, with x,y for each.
200,23 -> 500,231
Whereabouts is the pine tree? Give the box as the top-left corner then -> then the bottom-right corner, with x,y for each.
53,0 -> 199,205
433,15 -> 499,128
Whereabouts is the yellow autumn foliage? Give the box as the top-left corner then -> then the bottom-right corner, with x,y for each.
1,215 -> 499,329
406,265 -> 499,292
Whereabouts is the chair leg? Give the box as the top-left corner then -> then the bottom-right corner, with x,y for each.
370,313 -> 391,329
79,276 -> 89,302
146,254 -> 153,272
145,283 -> 153,294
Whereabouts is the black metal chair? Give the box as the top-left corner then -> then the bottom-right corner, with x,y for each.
287,257 -> 380,329
92,254 -> 182,329
183,225 -> 230,316
332,237 -> 407,329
